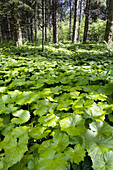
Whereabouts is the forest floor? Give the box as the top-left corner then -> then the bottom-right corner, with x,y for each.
0,42 -> 113,170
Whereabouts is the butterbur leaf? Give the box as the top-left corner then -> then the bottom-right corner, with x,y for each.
88,93 -> 107,101
1,126 -> 28,169
33,99 -> 51,116
2,95 -> 10,103
38,139 -> 56,154
29,126 -> 51,139
53,132 -> 69,152
89,121 -> 113,137
0,157 -> 3,169
84,103 -> 105,121
38,149 -> 67,170
70,91 -> 80,99
72,98 -> 84,110
57,100 -> 73,111
10,154 -> 33,170
12,126 -> 29,144
0,87 -> 7,93
4,144 -> 28,170
84,129 -> 113,159
92,151 -> 113,170
11,109 -> 30,124
60,114 -> 86,136
28,157 -> 39,170
33,106 -> 48,116
0,102 -> 6,114
38,114 -> 59,127
65,144 -> 86,164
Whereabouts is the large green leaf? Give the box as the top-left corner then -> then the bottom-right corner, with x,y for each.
84,103 -> 106,121
11,109 -> 30,124
84,129 -> 113,159
0,126 -> 28,169
0,157 -> 3,169
2,95 -> 10,103
0,87 -> 7,93
38,140 -> 56,154
88,93 -> 107,101
57,99 -> 73,111
37,149 -> 67,170
89,121 -> 113,137
53,132 -> 69,152
92,151 -> 113,170
38,114 -> 59,127
65,144 -> 86,164
29,125 -> 51,139
60,114 -> 86,136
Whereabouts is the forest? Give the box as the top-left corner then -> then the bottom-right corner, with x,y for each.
0,0 -> 113,170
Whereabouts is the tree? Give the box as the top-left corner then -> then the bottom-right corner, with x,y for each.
69,0 -> 72,40
12,1 -> 23,47
52,0 -> 59,43
83,0 -> 91,43
104,0 -> 113,43
42,0 -> 45,51
72,0 -> 79,44
78,0 -> 83,42
34,1 -> 38,44
0,1 -> 2,42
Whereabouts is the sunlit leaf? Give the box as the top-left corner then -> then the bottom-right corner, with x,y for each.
60,114 -> 86,136
11,109 -> 30,124
38,114 -> 59,127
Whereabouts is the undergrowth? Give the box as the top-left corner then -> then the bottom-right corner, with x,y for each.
0,42 -> 113,170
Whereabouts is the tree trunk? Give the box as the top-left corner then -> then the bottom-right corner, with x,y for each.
7,15 -> 11,41
42,0 -> 45,52
27,19 -> 30,41
49,0 -> 52,42
83,0 -> 90,44
72,0 -> 79,44
0,23 -> 2,43
13,13 -> 22,47
78,0 -> 83,42
104,0 -> 113,43
45,0 -> 47,41
35,1 -> 38,44
69,0 -> 72,40
30,18 -> 33,42
52,0 -> 58,43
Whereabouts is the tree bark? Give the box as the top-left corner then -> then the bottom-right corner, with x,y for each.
69,0 -> 72,40
30,18 -> 33,42
12,2 -> 22,47
0,23 -> 2,43
78,0 -> 83,42
42,0 -> 45,52
72,0 -> 79,44
35,1 -> 38,44
45,0 -> 47,41
13,13 -> 22,47
52,0 -> 58,43
7,15 -> 11,41
104,0 -> 113,43
49,0 -> 52,42
83,0 -> 90,44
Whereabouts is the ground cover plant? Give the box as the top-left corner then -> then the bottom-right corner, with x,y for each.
0,42 -> 113,170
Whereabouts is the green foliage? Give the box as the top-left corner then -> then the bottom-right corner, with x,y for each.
0,42 -> 113,170
88,19 -> 106,42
